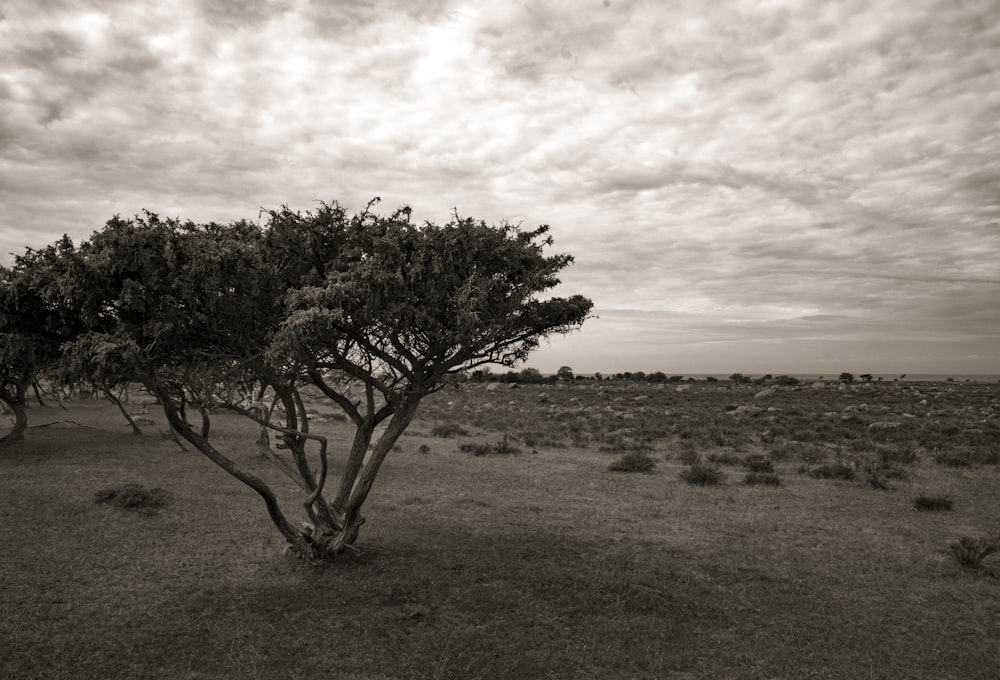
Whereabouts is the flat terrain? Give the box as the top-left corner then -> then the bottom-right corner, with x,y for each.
1,379 -> 998,679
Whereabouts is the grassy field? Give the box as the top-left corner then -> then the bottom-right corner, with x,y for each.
1,379 -> 998,679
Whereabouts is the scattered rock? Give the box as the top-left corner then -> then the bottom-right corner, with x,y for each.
754,388 -> 776,399
868,421 -> 901,430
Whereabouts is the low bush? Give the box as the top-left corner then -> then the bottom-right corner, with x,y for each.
706,452 -> 742,466
94,484 -> 171,513
677,447 -> 701,466
913,495 -> 953,511
933,451 -> 974,467
949,535 -> 999,570
808,463 -> 856,481
679,463 -> 725,486
418,444 -> 430,454
608,452 -> 657,473
878,442 -> 918,465
431,423 -> 469,438
743,472 -> 781,486
460,435 -> 521,456
743,454 -> 775,473
862,474 -> 893,491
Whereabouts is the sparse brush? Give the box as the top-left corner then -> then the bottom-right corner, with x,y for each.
677,447 -> 701,466
608,451 -> 656,473
863,474 -> 892,491
879,442 -> 918,465
913,495 -> 953,511
460,435 -> 521,456
743,454 -> 774,473
706,452 -> 742,466
948,535 -> 999,570
808,463 -> 856,481
679,462 -> 725,486
430,423 -> 469,438
743,472 -> 782,486
933,451 -> 973,467
94,484 -> 171,513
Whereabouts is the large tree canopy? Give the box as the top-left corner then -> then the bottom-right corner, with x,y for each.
46,201 -> 591,560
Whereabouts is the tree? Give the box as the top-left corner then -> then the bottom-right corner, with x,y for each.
59,203 -> 592,561
728,373 -> 750,384
556,366 -> 575,382
859,373 -> 874,382
839,372 -> 855,383
0,238 -> 81,445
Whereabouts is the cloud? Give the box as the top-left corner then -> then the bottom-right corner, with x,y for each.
0,0 -> 997,373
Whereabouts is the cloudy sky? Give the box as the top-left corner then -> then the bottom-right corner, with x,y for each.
2,0 -> 998,376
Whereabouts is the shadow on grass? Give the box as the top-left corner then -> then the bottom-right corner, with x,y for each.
5,525 -> 728,679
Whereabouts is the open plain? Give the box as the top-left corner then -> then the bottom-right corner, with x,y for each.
2,378 -> 998,679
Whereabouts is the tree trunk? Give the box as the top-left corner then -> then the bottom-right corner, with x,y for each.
103,387 -> 142,435
0,389 -> 28,447
31,380 -> 47,407
149,381 -> 309,555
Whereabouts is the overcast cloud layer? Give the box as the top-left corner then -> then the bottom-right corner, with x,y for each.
2,0 -> 998,375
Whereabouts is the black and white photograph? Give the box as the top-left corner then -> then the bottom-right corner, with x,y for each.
1,1 -> 998,677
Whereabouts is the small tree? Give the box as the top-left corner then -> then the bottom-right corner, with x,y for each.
839,372 -> 855,383
556,366 -> 575,382
60,203 -> 592,560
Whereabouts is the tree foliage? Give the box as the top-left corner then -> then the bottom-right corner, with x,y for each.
0,237 -> 82,444
37,201 -> 591,560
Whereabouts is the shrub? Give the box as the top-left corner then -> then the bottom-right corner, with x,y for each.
949,535 -> 999,570
679,463 -> 725,486
878,442 -> 918,465
743,472 -> 782,486
460,435 -> 521,456
608,452 -> 657,473
862,474 -> 892,491
677,447 -> 701,466
706,452 -> 742,466
808,463 -> 856,481
418,444 -> 430,454
913,495 -> 953,511
430,423 -> 469,438
879,463 -> 908,480
933,451 -> 974,467
94,484 -> 170,513
743,454 -> 774,473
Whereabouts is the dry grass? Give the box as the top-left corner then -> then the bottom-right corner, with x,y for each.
1,382 -> 999,679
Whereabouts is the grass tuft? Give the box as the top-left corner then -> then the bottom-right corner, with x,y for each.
807,463 -> 856,481
608,451 -> 657,473
94,483 -> 171,513
948,535 -> 999,570
460,435 -> 521,456
430,423 -> 469,438
679,462 -> 725,485
913,495 -> 953,511
743,471 -> 782,486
